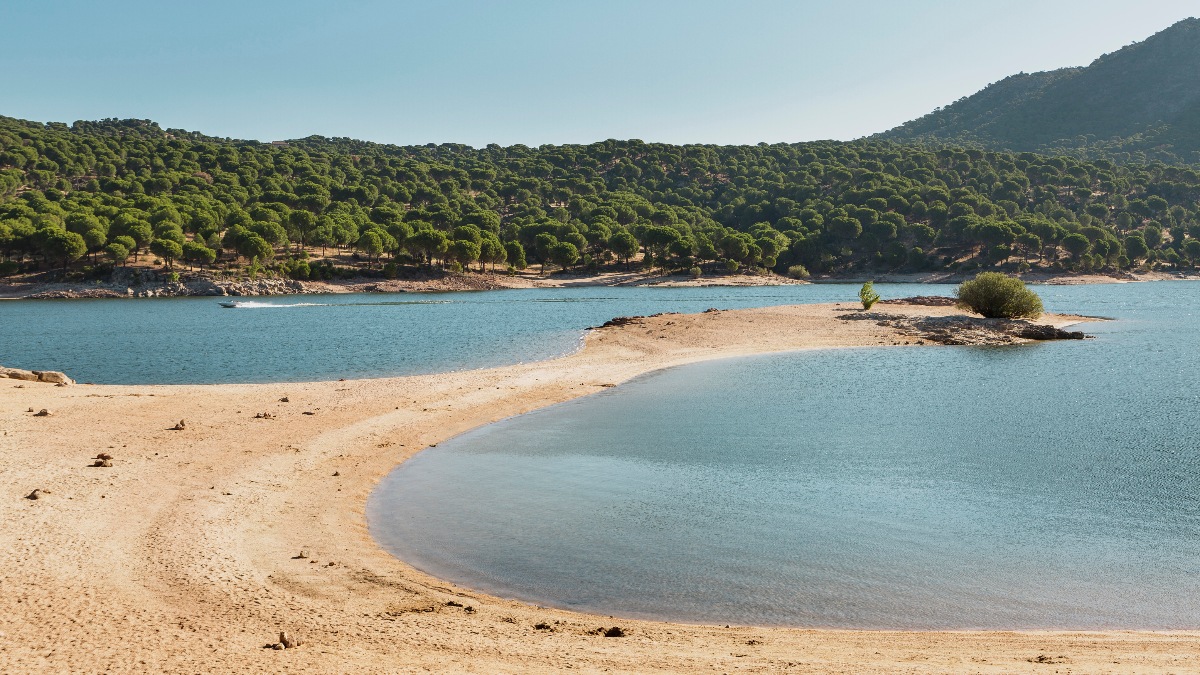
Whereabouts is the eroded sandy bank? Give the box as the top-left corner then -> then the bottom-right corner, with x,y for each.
3,302 -> 1195,674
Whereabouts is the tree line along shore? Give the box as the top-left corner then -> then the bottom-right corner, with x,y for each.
2,116 -> 1200,295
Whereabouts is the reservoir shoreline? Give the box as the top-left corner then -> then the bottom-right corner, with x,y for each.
5,302 -> 1196,674
4,265 -> 1199,300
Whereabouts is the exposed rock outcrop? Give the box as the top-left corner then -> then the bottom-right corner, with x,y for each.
2,364 -> 74,385
20,268 -> 306,299
878,296 -> 958,307
593,315 -> 645,329
838,312 -> 1091,346
33,370 -> 74,385
1,368 -> 40,382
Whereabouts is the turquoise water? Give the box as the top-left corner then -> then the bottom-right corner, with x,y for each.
0,284 -> 951,384
369,282 -> 1200,629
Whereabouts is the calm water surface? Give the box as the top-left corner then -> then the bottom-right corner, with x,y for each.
370,282 -> 1200,629
0,284 -> 949,384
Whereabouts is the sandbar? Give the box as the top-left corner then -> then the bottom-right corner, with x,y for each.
3,302 -> 1194,674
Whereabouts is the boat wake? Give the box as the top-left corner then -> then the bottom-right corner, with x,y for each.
220,299 -> 454,309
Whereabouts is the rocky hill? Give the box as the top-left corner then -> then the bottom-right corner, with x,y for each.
878,18 -> 1200,162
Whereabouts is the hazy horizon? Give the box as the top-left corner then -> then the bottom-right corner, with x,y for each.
3,1 -> 1197,147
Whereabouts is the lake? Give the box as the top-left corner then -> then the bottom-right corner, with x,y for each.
0,284 -> 942,384
368,281 -> 1200,629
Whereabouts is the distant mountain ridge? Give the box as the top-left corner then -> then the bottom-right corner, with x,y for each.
878,18 -> 1200,163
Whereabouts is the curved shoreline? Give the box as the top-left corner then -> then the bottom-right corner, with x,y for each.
4,302 -> 1197,674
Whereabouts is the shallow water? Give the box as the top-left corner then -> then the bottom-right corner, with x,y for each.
0,284 -> 951,384
369,282 -> 1200,629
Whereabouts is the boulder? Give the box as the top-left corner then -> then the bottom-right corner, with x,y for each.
34,370 -> 74,385
1,365 -> 73,384
1,368 -> 39,382
279,631 -> 302,649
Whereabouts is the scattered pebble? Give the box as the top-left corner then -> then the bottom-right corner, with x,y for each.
253,412 -> 275,419
95,452 -> 113,461
170,419 -> 186,431
91,458 -> 113,468
33,409 -> 51,417
26,489 -> 43,500
296,551 -> 308,559
279,396 -> 289,403
332,471 -> 340,477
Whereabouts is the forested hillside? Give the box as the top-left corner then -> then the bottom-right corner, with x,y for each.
3,114 -> 1200,284
880,18 -> 1200,164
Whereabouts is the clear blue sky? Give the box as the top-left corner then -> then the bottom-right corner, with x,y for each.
2,0 -> 1196,146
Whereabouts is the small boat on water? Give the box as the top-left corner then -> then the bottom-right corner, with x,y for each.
218,300 -> 241,308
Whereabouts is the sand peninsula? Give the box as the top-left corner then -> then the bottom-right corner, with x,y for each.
3,300 -> 1196,674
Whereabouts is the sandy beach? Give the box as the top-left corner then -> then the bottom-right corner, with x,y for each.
2,301 -> 1196,674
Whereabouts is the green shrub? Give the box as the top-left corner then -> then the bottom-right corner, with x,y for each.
289,261 -> 311,280
859,281 -> 880,309
0,260 -> 20,277
786,264 -> 810,279
688,266 -> 702,279
955,272 -> 1043,319
725,259 -> 739,272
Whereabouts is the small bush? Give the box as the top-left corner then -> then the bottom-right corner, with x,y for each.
289,261 -> 311,280
955,272 -> 1043,319
859,281 -> 880,309
688,266 -> 702,279
786,264 -> 810,279
725,259 -> 739,272
0,260 -> 19,277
